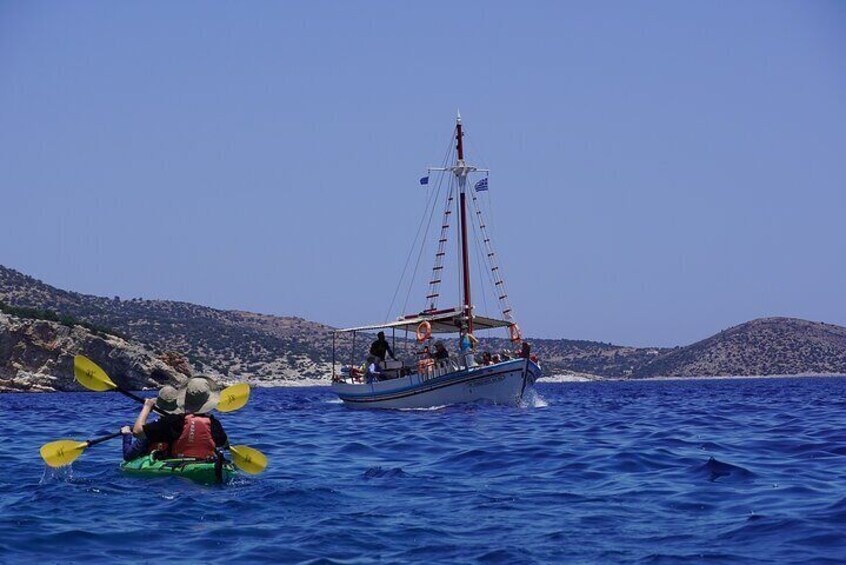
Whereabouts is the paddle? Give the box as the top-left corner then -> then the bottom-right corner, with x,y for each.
73,355 -> 251,413
228,445 -> 268,475
74,355 -> 156,408
40,431 -> 123,468
40,434 -> 267,474
217,382 -> 250,413
72,355 -> 266,474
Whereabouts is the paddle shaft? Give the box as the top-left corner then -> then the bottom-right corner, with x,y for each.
85,431 -> 124,447
115,387 -> 167,416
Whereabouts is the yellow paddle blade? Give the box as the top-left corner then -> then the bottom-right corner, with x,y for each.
217,383 -> 250,413
40,439 -> 88,468
74,355 -> 117,392
229,445 -> 267,475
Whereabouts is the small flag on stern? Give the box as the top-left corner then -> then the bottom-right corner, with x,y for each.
419,176 -> 429,185
474,178 -> 488,192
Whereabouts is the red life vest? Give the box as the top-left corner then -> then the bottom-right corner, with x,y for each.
172,414 -> 216,459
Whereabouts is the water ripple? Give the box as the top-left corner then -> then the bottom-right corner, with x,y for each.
1,377 -> 846,563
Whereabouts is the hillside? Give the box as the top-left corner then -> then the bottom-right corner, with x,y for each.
2,264 -> 845,387
0,265 -> 334,384
0,265 -> 655,381
632,317 -> 846,378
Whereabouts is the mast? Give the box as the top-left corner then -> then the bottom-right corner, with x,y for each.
455,112 -> 473,333
422,112 -> 489,327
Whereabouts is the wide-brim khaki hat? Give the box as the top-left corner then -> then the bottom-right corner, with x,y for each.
178,376 -> 220,414
155,385 -> 183,414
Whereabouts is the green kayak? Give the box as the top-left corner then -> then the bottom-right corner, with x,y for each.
120,454 -> 236,485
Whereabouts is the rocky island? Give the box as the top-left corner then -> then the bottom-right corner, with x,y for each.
1,264 -> 844,392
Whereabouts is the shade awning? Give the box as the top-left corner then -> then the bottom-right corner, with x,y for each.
335,307 -> 512,334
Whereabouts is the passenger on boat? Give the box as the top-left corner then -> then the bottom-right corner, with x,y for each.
433,341 -> 449,361
459,327 -> 479,354
369,331 -> 396,362
517,341 -> 532,360
133,377 -> 228,459
459,327 -> 479,368
365,356 -> 383,383
417,346 -> 435,375
492,353 -> 501,363
120,384 -> 181,461
481,351 -> 493,366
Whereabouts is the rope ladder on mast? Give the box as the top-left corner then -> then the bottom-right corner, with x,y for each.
423,180 -> 455,313
470,189 -> 516,325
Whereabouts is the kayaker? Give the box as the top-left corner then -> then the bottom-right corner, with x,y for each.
133,377 -> 228,459
369,331 -> 396,362
120,385 -> 181,461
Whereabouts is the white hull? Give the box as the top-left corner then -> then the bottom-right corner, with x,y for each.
332,359 -> 541,409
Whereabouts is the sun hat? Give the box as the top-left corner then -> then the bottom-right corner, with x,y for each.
155,385 -> 182,414
178,377 -> 220,414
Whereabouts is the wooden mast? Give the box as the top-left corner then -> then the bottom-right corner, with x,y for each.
455,113 -> 473,333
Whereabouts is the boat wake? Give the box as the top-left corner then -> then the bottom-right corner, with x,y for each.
520,388 -> 548,408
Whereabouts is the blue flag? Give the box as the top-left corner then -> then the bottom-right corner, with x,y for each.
474,178 -> 488,192
419,176 -> 429,185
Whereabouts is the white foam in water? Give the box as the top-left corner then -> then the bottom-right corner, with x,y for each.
398,405 -> 448,411
521,388 -> 548,408
39,465 -> 74,485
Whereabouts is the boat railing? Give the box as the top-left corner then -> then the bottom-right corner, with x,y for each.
417,355 -> 476,381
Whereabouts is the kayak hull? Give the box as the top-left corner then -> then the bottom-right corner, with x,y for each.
120,454 -> 236,485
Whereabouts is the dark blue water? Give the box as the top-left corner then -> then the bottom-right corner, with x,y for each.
1,377 -> 845,564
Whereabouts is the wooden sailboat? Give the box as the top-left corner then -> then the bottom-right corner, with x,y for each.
330,114 -> 541,409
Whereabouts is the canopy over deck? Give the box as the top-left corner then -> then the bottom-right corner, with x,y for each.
335,307 -> 511,335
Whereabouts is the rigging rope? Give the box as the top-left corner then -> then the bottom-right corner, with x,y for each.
470,191 -> 516,324
384,176 -> 440,322
397,130 -> 455,318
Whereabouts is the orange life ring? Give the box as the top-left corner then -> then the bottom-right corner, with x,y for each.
416,320 -> 432,343
508,323 -> 522,343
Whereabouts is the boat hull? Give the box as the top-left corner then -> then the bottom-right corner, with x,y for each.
332,358 -> 541,409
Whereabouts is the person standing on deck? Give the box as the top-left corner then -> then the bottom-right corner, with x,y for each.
459,326 -> 479,367
369,331 -> 396,362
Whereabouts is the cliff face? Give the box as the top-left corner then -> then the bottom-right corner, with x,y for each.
0,312 -> 189,392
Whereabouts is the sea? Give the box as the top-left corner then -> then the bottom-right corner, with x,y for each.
1,377 -> 845,564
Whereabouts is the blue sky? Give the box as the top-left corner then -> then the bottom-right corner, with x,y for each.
1,1 -> 844,347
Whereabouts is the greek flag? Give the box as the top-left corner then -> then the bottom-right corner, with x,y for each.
474,178 -> 488,192
419,176 -> 429,185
